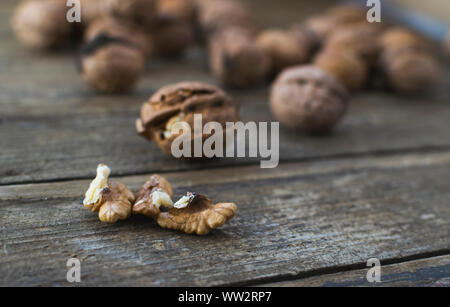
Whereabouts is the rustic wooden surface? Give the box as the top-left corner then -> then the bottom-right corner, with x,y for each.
0,0 -> 449,286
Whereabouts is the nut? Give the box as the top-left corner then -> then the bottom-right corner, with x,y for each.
208,27 -> 270,88
157,192 -> 237,235
12,0 -> 73,49
326,4 -> 367,25
79,34 -> 146,93
324,23 -> 382,64
151,0 -> 196,57
84,16 -> 153,57
133,174 -> 174,219
256,29 -> 312,75
83,164 -> 135,223
195,0 -> 258,40
379,27 -> 431,53
136,81 -> 239,157
107,0 -> 157,27
314,47 -> 369,91
270,65 -> 349,134
79,0 -> 110,26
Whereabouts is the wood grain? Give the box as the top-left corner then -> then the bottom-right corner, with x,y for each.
0,152 -> 449,286
266,255 -> 450,287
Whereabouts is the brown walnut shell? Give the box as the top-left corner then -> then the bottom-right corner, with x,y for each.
136,81 -> 239,157
133,175 -> 174,219
84,16 -> 153,56
80,34 -> 146,93
314,48 -> 369,92
256,29 -> 312,75
12,0 -> 73,49
157,193 -> 237,235
208,27 -> 270,88
270,65 -> 349,134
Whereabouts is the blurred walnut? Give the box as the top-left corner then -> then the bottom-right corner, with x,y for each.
133,175 -> 174,219
79,0 -> 110,26
85,16 -> 153,56
256,29 -> 312,75
209,27 -> 270,88
380,48 -> 440,94
80,34 -> 146,93
136,82 -> 239,157
195,0 -> 258,40
83,164 -> 135,223
270,65 -> 349,134
12,0 -> 73,49
326,4 -> 367,25
157,192 -> 237,235
107,0 -> 157,27
379,27 -> 431,53
156,0 -> 195,22
324,23 -> 382,64
314,48 -> 369,91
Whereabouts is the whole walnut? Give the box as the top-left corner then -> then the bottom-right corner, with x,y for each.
314,48 -> 369,92
151,0 -> 196,56
12,0 -> 74,49
256,29 -> 312,75
324,23 -> 382,64
80,34 -> 146,93
107,0 -> 157,27
85,16 -> 153,57
270,65 -> 349,134
208,27 -> 270,88
380,48 -> 440,94
195,0 -> 258,40
136,82 -> 239,158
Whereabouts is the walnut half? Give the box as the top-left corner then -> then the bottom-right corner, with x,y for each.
157,192 -> 237,235
83,164 -> 135,223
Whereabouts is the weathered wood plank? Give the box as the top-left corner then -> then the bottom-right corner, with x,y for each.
0,152 -> 449,286
265,255 -> 450,287
1,0 -> 450,185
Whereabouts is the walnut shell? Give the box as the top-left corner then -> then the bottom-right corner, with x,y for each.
136,81 -> 239,157
80,34 -> 146,93
133,175 -> 174,219
157,193 -> 237,235
195,0 -> 258,40
256,29 -> 312,75
270,65 -> 349,134
380,48 -> 440,94
208,27 -> 270,88
314,48 -> 369,91
12,0 -> 73,49
324,23 -> 382,64
84,16 -> 153,56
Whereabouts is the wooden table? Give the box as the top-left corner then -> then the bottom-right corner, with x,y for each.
1,0 -> 449,287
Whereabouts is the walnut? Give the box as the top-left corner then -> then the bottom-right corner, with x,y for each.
84,16 -> 153,57
157,192 -> 237,235
270,65 -> 349,134
314,47 -> 369,92
133,175 -> 174,219
12,0 -> 74,50
208,27 -> 270,88
324,23 -> 382,64
83,164 -> 135,223
195,0 -> 258,40
256,29 -> 312,75
107,0 -> 157,27
136,81 -> 239,157
379,27 -> 431,53
79,34 -> 146,93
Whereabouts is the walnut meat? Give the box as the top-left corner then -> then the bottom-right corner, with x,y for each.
80,34 -> 146,93
136,82 -> 239,157
256,29 -> 312,75
157,193 -> 237,235
209,27 -> 270,88
12,0 -> 73,49
133,175 -> 174,219
83,164 -> 135,223
270,65 -> 349,134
